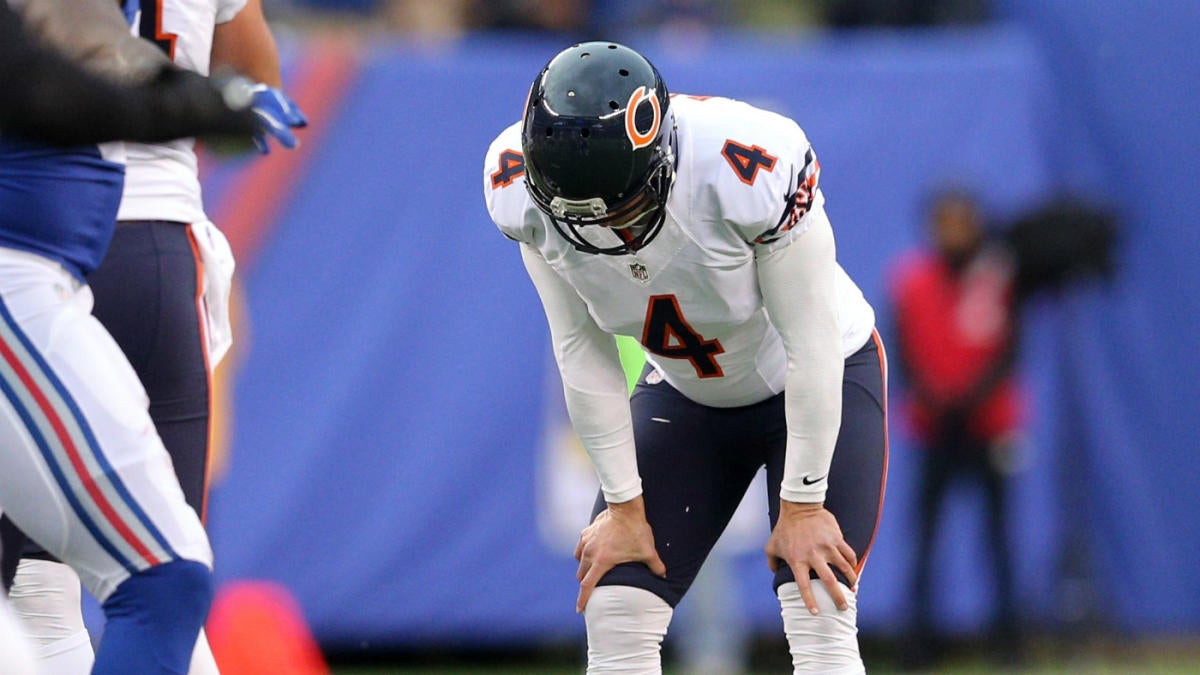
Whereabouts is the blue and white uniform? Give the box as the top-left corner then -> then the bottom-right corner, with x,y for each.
0,138 -> 124,280
0,133 -> 210,606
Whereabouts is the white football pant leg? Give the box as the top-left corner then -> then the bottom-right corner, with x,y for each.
777,580 -> 864,675
584,585 -> 673,674
8,559 -> 95,674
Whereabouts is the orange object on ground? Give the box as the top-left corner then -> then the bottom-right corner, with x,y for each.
207,580 -> 329,675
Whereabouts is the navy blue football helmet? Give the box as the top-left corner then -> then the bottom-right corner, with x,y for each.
521,42 -> 676,255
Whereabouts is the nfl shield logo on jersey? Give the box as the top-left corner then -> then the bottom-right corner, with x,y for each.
629,261 -> 650,283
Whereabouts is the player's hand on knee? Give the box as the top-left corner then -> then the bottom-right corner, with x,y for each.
765,500 -> 858,615
573,495 -> 666,613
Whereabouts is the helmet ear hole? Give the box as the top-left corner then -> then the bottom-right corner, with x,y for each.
619,69 -> 629,76
580,128 -> 590,138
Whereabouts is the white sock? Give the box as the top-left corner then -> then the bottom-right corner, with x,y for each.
190,627 -> 220,674
777,580 -> 864,675
8,559 -> 95,674
584,585 -> 673,674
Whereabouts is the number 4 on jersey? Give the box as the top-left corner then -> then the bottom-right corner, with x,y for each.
135,0 -> 179,59
721,140 -> 777,185
642,295 -> 724,378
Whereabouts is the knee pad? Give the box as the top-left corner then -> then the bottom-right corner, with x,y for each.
777,580 -> 864,675
584,585 -> 673,674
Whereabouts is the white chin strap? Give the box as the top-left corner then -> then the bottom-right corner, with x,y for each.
777,580 -> 865,674
584,585 -> 673,674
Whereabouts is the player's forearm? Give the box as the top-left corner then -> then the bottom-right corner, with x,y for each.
520,245 -> 642,503
0,8 -> 254,146
562,379 -> 642,504
758,210 -> 844,504
211,0 -> 282,87
18,0 -> 169,84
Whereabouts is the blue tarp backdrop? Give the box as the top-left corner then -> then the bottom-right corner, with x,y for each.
206,4 -> 1200,650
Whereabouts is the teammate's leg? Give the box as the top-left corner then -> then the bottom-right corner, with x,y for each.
93,559 -> 213,675
2,223 -> 215,673
0,589 -> 39,674
89,221 -> 212,515
766,333 -> 887,673
89,220 -> 220,674
0,252 -> 213,674
7,559 -> 94,673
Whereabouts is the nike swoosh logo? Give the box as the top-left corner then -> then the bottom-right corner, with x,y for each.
801,474 -> 826,485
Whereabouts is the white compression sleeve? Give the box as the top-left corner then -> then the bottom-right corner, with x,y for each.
756,210 -> 844,503
777,580 -> 863,674
8,559 -> 95,674
521,244 -> 642,503
584,585 -> 673,674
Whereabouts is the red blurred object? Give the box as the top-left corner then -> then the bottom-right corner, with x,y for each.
207,580 -> 329,675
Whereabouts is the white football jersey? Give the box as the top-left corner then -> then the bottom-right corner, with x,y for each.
484,95 -> 875,408
116,0 -> 247,223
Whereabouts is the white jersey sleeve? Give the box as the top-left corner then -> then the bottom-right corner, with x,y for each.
520,246 -> 641,504
483,123 -> 642,504
483,122 -> 542,245
757,213 -> 843,503
673,95 -> 857,502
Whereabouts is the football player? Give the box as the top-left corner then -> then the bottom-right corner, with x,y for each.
483,42 -> 888,674
0,0 -> 305,673
0,1 -> 217,672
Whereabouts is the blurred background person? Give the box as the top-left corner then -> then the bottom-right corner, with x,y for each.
889,187 -> 1025,669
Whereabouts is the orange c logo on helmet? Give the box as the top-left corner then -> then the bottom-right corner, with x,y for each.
625,86 -> 662,150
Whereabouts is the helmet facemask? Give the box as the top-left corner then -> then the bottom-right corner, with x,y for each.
527,130 -> 675,255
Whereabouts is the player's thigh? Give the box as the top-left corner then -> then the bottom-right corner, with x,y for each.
593,379 -> 762,606
766,336 -> 887,585
90,221 -> 210,513
0,284 -> 209,602
825,340 -> 887,566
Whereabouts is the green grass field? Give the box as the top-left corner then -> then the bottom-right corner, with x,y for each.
326,636 -> 1200,674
